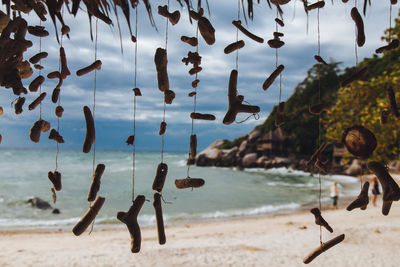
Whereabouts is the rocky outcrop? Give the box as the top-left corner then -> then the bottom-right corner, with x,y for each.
27,197 -> 60,214
196,140 -> 226,166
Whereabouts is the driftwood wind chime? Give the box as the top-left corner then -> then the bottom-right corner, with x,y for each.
117,4 -> 147,253
175,2 -> 215,189
223,1 -> 261,125
72,19 -> 107,236
47,7 -> 69,204
152,0 -> 181,247
302,1 -> 345,264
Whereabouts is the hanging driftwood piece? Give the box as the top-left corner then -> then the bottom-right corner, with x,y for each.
28,92 -> 46,110
48,171 -> 62,191
232,20 -> 263,43
73,196 -> 105,236
347,182 -> 369,211
158,5 -> 180,25
376,39 -> 399,54
190,134 -> 197,160
133,88 -> 142,96
126,135 -> 135,145
351,7 -> 365,47
310,208 -> 333,233
76,60 -> 102,76
223,70 -> 260,125
224,40 -> 245,54
154,48 -> 169,92
28,75 -> 45,92
83,106 -> 95,153
340,67 -> 368,87
314,55 -> 328,65
175,177 -> 205,189
87,164 -> 106,202
29,52 -> 48,64
367,161 -> 400,215
181,36 -> 198,46
60,47 -> 71,79
190,112 -> 216,120
198,16 -> 215,45
30,119 -> 50,143
55,105 -> 64,118
14,97 -> 25,115
271,0 -> 291,5
48,128 -> 64,143
164,89 -> 175,104
153,193 -> 166,245
275,18 -> 284,27
306,1 -> 325,11
342,125 -> 377,159
27,25 -> 49,37
117,195 -> 145,253
263,65 -> 284,91
159,121 -> 167,135
152,163 -> 168,192
303,234 -> 345,264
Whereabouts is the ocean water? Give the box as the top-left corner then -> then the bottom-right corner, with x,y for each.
0,149 -> 359,230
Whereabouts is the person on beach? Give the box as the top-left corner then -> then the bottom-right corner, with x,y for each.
330,182 -> 339,209
371,177 -> 380,207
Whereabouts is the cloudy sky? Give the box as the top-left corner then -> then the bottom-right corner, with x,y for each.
0,0 -> 396,152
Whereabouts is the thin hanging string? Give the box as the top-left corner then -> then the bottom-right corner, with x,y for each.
389,4 -> 392,43
39,19 -> 42,120
92,18 -> 98,174
354,0 -> 359,67
235,0 -> 240,71
317,7 -> 322,245
276,8 -> 282,104
132,7 -> 138,203
186,9 -> 200,178
88,19 -> 99,232
55,8 -> 64,172
161,0 -> 170,164
353,0 -> 363,188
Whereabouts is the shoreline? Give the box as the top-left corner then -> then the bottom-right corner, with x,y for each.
1,195 -> 400,266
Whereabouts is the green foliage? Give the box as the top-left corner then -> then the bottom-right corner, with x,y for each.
220,138 -> 244,150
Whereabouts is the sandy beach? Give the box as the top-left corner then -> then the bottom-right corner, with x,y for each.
1,193 -> 400,267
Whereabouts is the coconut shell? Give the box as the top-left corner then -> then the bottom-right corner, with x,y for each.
342,125 -> 377,159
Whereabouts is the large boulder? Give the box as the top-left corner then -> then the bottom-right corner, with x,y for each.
195,139 -> 226,166
256,156 -> 268,167
242,153 -> 258,168
248,128 -> 262,143
237,140 -> 251,157
220,147 -> 238,167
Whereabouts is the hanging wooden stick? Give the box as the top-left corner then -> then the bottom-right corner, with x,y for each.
153,193 -> 166,245
117,195 -> 145,253
303,234 -> 345,264
73,196 -> 105,236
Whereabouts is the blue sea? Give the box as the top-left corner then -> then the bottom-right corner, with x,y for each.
0,149 -> 359,230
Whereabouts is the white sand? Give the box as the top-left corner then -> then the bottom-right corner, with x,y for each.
1,195 -> 400,267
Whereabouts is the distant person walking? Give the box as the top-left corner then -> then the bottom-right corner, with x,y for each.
371,177 -> 380,207
330,182 -> 339,209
